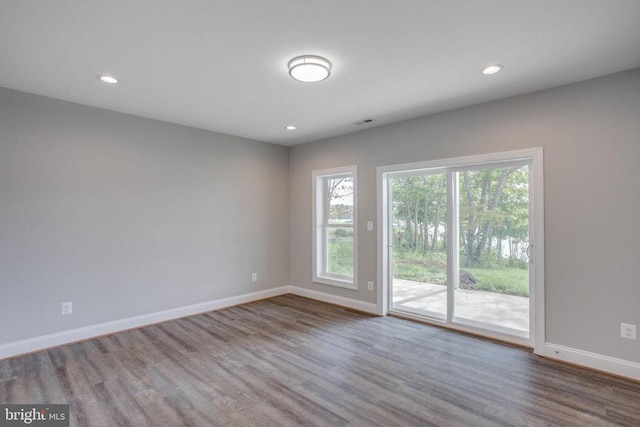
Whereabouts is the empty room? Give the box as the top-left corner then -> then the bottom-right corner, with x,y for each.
1,1 -> 640,425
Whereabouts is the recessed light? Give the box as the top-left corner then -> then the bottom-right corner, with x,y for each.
97,74 -> 119,84
288,55 -> 331,83
285,125 -> 297,130
482,64 -> 503,75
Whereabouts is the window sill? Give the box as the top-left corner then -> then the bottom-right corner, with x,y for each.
313,275 -> 358,290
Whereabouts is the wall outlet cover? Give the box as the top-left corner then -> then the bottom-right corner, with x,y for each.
61,302 -> 73,315
621,322 -> 636,340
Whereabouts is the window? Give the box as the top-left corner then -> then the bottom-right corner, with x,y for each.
313,166 -> 357,289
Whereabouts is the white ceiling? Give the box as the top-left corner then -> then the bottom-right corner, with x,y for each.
1,1 -> 639,146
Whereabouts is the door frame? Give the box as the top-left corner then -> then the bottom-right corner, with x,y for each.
376,147 -> 545,354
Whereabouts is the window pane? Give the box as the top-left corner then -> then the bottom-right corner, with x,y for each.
327,177 -> 353,224
313,166 -> 357,288
327,227 -> 354,276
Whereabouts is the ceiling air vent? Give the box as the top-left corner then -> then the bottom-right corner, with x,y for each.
355,118 -> 376,125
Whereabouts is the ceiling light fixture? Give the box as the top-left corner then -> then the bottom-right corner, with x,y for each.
482,64 -> 503,75
285,125 -> 297,130
288,55 -> 331,83
97,74 -> 119,84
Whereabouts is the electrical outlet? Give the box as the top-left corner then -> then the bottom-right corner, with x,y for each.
251,273 -> 257,282
367,281 -> 374,291
621,323 -> 636,340
367,221 -> 374,231
61,301 -> 72,315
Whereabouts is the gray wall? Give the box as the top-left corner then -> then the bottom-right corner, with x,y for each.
0,87 -> 289,344
3,68 -> 639,365
289,68 -> 640,363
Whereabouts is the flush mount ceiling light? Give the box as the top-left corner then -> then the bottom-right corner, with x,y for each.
482,64 -> 503,75
285,125 -> 297,130
288,55 -> 331,83
97,74 -> 119,84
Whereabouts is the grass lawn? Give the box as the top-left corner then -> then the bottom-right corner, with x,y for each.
465,267 -> 529,297
394,253 -> 529,297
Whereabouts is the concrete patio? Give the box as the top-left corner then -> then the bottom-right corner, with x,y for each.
392,279 -> 529,336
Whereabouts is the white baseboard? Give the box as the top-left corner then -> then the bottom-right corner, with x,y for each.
543,343 -> 640,381
0,286 -> 289,360
4,287 -> 638,382
288,286 -> 380,315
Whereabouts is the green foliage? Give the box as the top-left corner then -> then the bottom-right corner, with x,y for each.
391,164 -> 530,270
458,166 -> 529,268
393,248 -> 448,285
327,230 -> 354,276
396,248 -> 447,267
388,164 -> 531,298
394,263 -> 448,285
465,268 -> 529,297
334,228 -> 350,238
391,174 -> 447,253
393,250 -> 529,296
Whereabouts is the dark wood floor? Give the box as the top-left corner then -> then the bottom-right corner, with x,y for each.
1,295 -> 640,426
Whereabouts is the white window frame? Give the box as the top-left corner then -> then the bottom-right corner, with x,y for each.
312,165 -> 358,290
377,147 -> 544,352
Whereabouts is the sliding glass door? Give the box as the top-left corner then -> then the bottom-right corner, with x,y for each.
385,152 -> 539,345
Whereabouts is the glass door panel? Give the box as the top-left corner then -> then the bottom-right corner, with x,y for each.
390,173 -> 448,320
453,163 -> 530,338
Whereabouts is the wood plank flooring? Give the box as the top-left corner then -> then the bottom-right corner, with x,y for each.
1,295 -> 640,426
